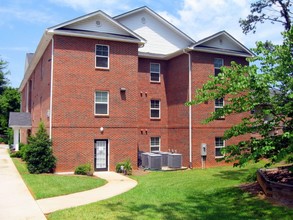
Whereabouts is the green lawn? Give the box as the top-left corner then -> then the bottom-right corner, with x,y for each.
48,164 -> 293,220
13,158 -> 106,199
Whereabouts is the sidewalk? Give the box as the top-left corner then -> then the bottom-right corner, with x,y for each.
37,171 -> 137,213
0,144 -> 46,220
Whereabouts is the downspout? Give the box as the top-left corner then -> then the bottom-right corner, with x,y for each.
49,36 -> 54,139
183,49 -> 192,168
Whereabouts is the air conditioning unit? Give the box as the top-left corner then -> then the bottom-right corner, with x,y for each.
148,154 -> 162,170
168,153 -> 182,168
141,152 -> 151,168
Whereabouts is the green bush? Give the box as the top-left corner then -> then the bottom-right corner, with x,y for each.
286,154 -> 293,163
26,122 -> 56,174
10,151 -> 22,158
115,159 -> 132,175
19,143 -> 30,161
74,163 -> 93,176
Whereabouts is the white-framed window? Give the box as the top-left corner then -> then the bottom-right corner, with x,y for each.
95,45 -> 109,69
214,58 -> 223,76
150,137 -> 160,151
150,63 -> 160,82
215,137 -> 225,158
95,91 -> 109,115
215,98 -> 224,112
150,99 -> 160,119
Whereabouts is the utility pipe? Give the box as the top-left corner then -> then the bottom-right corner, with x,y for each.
183,49 -> 192,168
49,36 -> 54,139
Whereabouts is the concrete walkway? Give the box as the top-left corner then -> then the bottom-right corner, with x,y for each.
0,144 -> 46,220
0,144 -> 138,216
37,171 -> 137,213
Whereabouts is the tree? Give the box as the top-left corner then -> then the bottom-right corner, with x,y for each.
240,0 -> 292,34
0,58 -> 20,143
0,58 -> 9,94
187,28 -> 292,167
26,122 -> 56,174
0,88 -> 20,137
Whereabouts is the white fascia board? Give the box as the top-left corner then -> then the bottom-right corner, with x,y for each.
49,29 -> 144,45
19,32 -> 52,92
192,48 -> 253,58
138,47 -> 192,60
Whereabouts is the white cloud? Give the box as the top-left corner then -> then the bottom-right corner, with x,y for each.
0,7 -> 58,26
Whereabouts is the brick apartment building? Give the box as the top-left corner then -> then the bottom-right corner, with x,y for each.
18,6 -> 253,172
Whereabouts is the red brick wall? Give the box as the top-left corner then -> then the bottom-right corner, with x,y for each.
52,35 -> 139,172
20,34 -> 251,172
137,58 -> 169,154
20,42 -> 52,143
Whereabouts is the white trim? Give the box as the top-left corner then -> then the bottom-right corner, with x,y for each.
215,137 -> 225,158
94,91 -> 109,116
49,38 -> 54,139
48,10 -> 146,44
150,136 -> 161,152
95,44 -> 110,69
150,99 -> 160,119
150,63 -> 160,83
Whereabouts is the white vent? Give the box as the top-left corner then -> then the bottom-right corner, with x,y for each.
96,20 -> 101,27
141,17 -> 146,24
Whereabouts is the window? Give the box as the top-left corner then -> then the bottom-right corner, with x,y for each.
150,100 -> 160,119
215,98 -> 224,113
150,63 -> 160,82
95,91 -> 109,115
96,45 -> 109,68
150,137 -> 160,151
215,137 -> 225,158
214,58 -> 223,76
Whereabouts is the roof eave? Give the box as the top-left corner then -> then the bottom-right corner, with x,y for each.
19,32 -> 52,92
50,30 -> 145,44
192,48 -> 253,58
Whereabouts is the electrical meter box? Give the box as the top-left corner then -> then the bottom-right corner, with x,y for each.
201,143 -> 207,156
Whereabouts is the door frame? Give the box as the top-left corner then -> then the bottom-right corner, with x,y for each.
94,139 -> 109,171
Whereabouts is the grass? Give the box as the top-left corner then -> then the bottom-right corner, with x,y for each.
48,163 -> 293,220
13,158 -> 106,199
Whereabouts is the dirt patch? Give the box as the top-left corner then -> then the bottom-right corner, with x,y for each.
131,169 -> 150,176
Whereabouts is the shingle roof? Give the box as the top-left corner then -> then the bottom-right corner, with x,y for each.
9,112 -> 32,128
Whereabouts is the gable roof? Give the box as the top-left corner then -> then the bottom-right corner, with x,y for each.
115,6 -> 195,44
47,10 -> 146,44
192,31 -> 254,57
115,6 -> 195,58
9,112 -> 32,128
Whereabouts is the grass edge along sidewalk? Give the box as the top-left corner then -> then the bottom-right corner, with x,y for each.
13,158 -> 106,199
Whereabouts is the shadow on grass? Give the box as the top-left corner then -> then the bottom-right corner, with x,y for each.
212,169 -> 249,181
106,187 -> 292,220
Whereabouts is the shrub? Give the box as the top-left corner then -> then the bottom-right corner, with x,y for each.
26,122 -> 56,174
10,151 -> 22,158
74,163 -> 93,176
19,143 -> 30,161
286,154 -> 293,164
116,159 -> 132,175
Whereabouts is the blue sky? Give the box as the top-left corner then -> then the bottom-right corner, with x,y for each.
0,0 -> 286,88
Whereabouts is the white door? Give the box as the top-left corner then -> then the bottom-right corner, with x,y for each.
95,140 -> 108,171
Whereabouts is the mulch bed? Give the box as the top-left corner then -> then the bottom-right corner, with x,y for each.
263,166 -> 293,185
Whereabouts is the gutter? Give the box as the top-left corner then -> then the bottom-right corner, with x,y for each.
49,37 -> 54,139
183,49 -> 192,168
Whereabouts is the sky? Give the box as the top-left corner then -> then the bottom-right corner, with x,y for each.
0,0 -> 287,88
